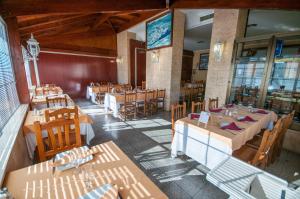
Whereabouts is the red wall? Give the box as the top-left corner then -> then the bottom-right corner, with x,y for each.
37,52 -> 117,98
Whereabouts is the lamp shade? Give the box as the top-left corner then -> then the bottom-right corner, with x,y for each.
213,41 -> 224,62
27,34 -> 40,58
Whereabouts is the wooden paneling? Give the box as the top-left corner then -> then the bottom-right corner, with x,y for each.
130,39 -> 146,87
5,17 -> 30,104
181,50 -> 194,81
38,52 -> 117,98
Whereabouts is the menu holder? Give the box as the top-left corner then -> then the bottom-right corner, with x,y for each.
198,111 -> 210,128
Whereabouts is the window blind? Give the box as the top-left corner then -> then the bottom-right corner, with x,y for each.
0,17 -> 20,136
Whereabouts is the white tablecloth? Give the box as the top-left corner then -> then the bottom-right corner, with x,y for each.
171,110 -> 277,170
86,86 -> 97,103
104,93 -> 122,117
25,123 -> 95,159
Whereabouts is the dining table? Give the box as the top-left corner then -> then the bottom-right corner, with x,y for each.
30,94 -> 74,110
104,92 -> 145,117
171,105 -> 277,170
23,106 -> 95,160
4,141 -> 168,199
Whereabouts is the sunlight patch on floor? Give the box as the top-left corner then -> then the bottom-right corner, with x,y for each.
125,118 -> 171,129
102,121 -> 133,131
142,129 -> 172,144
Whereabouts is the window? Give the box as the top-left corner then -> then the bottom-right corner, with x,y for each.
0,17 -> 20,136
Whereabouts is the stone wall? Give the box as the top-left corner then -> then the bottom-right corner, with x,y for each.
117,31 -> 136,84
205,9 -> 248,106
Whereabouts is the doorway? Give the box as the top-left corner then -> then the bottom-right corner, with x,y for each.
130,39 -> 146,88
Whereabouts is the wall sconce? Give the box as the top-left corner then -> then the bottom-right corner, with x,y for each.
151,50 -> 159,63
213,41 -> 224,62
116,56 -> 123,64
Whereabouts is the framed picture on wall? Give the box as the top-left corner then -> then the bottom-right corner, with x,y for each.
199,53 -> 209,70
146,11 -> 173,50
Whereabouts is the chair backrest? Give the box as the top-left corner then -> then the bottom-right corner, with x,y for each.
99,85 -> 109,93
141,81 -> 146,90
250,129 -> 272,167
263,118 -> 283,160
46,95 -> 68,108
191,101 -> 205,113
125,91 -> 137,104
208,97 -> 219,109
45,106 -> 79,122
250,119 -> 283,167
157,89 -> 166,99
146,90 -> 155,101
171,102 -> 186,136
34,118 -> 81,161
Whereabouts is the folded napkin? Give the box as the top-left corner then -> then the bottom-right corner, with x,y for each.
254,109 -> 268,114
209,108 -> 223,113
78,184 -> 119,199
237,116 -> 256,122
225,104 -> 234,108
220,122 -> 242,131
190,113 -> 200,120
51,146 -> 100,167
53,146 -> 94,171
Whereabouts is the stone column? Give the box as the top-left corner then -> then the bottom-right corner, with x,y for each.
146,10 -> 185,111
116,31 -> 136,84
205,9 -> 248,107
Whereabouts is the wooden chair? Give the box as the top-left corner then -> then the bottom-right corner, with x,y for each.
146,90 -> 157,115
45,106 -> 79,122
233,129 -> 273,169
137,90 -> 156,116
191,101 -> 205,113
46,95 -> 68,108
208,97 -> 218,109
244,118 -> 283,166
95,85 -> 108,104
34,118 -> 82,162
155,89 -> 166,111
273,111 -> 295,159
141,81 -> 146,90
171,102 -> 186,137
120,91 -> 137,121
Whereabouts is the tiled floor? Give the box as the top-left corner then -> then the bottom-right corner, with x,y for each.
75,99 -> 300,199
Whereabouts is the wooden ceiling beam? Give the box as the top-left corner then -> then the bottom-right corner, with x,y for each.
20,15 -> 98,37
19,14 -> 90,31
91,13 -> 113,30
117,10 -> 164,33
110,16 -> 131,23
170,0 -> 300,9
0,0 -> 167,17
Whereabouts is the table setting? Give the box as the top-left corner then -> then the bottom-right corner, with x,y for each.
4,141 -> 167,199
23,106 -> 95,160
171,104 -> 277,169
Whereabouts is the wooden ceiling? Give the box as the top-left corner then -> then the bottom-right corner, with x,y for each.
1,0 -> 299,57
16,10 -> 163,43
